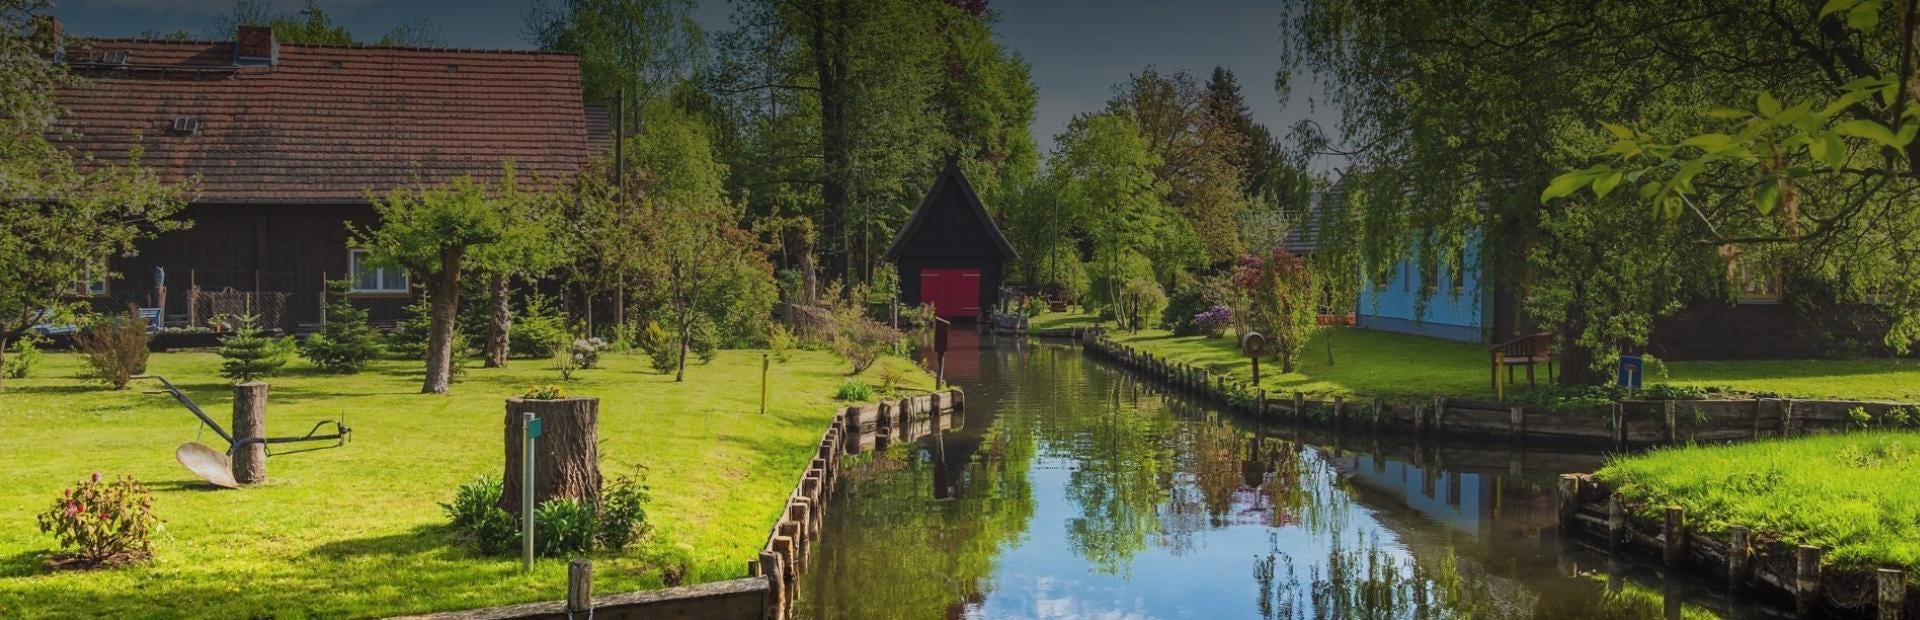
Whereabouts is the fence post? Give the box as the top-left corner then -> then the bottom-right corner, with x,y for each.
1663,400 -> 1678,445
1607,494 -> 1627,552
1663,506 -> 1685,567
567,559 -> 593,615
1781,399 -> 1797,437
1728,526 -> 1750,592
1797,545 -> 1823,616
318,271 -> 328,326
1510,405 -> 1525,440
1878,568 -> 1904,620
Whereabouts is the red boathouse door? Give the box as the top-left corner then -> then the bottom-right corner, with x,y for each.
919,268 -> 981,319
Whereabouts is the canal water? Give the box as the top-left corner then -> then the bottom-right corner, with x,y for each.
795,333 -> 1752,619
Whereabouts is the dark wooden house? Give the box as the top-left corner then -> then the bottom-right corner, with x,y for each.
50,25 -> 600,330
884,161 -> 1017,320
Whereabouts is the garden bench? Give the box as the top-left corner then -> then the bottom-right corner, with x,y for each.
1491,332 -> 1554,393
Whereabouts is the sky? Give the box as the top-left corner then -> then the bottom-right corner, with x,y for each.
49,0 -> 1341,171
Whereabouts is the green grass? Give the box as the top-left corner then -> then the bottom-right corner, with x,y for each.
1596,432 -> 1920,571
1027,310 -> 1101,331
1043,311 -> 1920,402
0,349 -> 929,619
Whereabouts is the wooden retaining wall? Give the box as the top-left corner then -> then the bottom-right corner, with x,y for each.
392,577 -> 769,620
1081,331 -> 1916,448
749,389 -> 965,620
1555,474 -> 1914,618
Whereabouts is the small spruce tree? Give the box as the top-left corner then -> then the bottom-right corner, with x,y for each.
301,280 -> 383,373
218,316 -> 290,383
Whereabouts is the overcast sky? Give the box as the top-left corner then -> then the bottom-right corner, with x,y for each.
49,0 -> 1340,170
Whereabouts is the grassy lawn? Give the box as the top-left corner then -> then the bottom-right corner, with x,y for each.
1036,311 -> 1920,401
0,349 -> 929,619
1596,432 -> 1920,571
1027,310 -> 1101,331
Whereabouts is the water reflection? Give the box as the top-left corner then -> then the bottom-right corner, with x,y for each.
797,335 -> 1742,619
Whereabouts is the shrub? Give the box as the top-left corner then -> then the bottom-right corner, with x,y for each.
511,294 -> 570,359
1162,288 -> 1211,335
218,316 -> 292,383
1192,305 -> 1233,338
768,322 -> 796,363
876,364 -> 909,393
834,379 -> 873,402
73,309 -> 152,390
301,282 -> 383,373
6,333 -> 45,379
1639,383 -> 1712,401
1115,277 -> 1168,332
533,498 -> 599,557
597,474 -> 652,552
441,477 -> 519,555
637,321 -> 678,374
571,337 -> 608,370
689,317 -> 718,364
385,297 -> 434,359
522,384 -> 566,400
1021,295 -> 1049,318
832,315 -> 902,375
36,472 -> 159,568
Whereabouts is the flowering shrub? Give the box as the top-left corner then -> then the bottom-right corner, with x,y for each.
522,384 -> 566,400
571,337 -> 608,370
36,473 -> 159,568
1192,305 -> 1233,338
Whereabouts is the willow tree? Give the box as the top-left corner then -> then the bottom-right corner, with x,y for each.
1281,0 -> 1910,383
0,4 -> 190,390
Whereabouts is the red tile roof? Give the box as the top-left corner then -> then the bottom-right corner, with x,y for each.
54,39 -> 595,203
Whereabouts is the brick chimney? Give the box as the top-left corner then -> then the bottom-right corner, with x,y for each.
234,25 -> 277,66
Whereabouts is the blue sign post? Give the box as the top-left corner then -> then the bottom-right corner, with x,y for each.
1617,355 -> 1644,392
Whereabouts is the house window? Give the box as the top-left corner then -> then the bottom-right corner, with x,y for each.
349,250 -> 408,293
73,265 -> 107,296
1732,253 -> 1782,304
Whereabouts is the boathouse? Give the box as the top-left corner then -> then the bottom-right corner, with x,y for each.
884,160 -> 1017,320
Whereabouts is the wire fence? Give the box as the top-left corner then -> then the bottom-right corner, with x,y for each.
87,269 -> 413,333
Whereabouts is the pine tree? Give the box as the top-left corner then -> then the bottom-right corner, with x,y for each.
301,280 -> 383,373
218,316 -> 290,383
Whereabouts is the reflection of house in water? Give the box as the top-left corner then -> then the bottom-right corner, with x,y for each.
918,328 -> 990,383
1337,452 -> 1556,541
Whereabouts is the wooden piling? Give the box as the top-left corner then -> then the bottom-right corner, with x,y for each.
1370,398 -> 1384,430
1293,392 -> 1305,422
1663,506 -> 1685,567
1555,474 -> 1579,527
1728,526 -> 1750,592
1877,568 -> 1904,620
1332,396 -> 1346,427
1607,494 -> 1627,551
1431,396 -> 1447,433
232,382 -> 269,485
1796,545 -> 1822,616
1663,400 -> 1678,444
1509,405 -> 1525,440
566,559 -> 593,614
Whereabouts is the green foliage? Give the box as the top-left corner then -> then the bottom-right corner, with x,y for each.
767,322 -> 795,363
688,317 -> 717,364
510,294 -> 570,360
570,336 -> 609,370
532,498 -> 598,557
300,281 -> 383,374
217,316 -> 291,383
1596,431 -> 1920,570
441,477 -> 518,556
637,321 -> 678,375
830,311 -> 902,376
1020,296 -> 1049,318
1638,383 -> 1714,401
522,384 -> 567,400
834,379 -> 873,402
72,309 -> 152,390
36,472 -> 158,567
5,333 -> 43,379
1232,249 -> 1319,371
596,474 -> 653,552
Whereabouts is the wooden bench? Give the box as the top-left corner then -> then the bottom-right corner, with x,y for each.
1491,332 -> 1554,394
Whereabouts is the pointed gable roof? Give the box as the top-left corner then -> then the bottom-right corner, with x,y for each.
883,159 -> 1018,261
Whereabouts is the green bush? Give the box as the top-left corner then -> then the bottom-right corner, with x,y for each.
218,316 -> 292,383
510,294 -> 569,359
1162,288 -> 1210,336
385,298 -> 433,359
768,322 -> 795,363
637,321 -> 678,374
441,477 -> 518,555
832,313 -> 902,375
1021,295 -> 1049,318
73,309 -> 153,390
834,379 -> 873,402
533,498 -> 598,557
6,333 -> 44,379
597,475 -> 652,552
36,472 -> 159,567
689,316 -> 718,364
301,282 -> 383,373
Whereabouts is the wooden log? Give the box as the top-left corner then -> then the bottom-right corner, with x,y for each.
231,382 -> 269,485
1664,506 -> 1685,567
759,550 -> 785,617
1797,545 -> 1822,616
1728,526 -> 1750,592
1608,494 -> 1628,551
501,397 -> 601,516
567,559 -> 593,614
1878,568 -> 1904,620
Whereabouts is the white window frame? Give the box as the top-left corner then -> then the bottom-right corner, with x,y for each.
1731,253 -> 1782,305
348,249 -> 409,294
74,265 -> 108,296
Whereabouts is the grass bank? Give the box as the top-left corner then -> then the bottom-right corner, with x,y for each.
1595,432 -> 1920,571
0,349 -> 929,619
1041,312 -> 1920,401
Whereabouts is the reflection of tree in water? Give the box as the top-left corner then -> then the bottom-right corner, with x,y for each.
1058,368 -> 1176,576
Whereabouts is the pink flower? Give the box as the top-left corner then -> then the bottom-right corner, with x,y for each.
64,501 -> 81,517
90,471 -> 101,483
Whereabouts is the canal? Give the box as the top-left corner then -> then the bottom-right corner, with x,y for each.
795,333 -> 1754,619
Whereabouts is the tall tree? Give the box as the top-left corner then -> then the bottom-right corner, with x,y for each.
1106,68 -> 1249,266
1044,112 -> 1182,312
206,0 -> 441,46
523,0 -> 708,122
0,2 -> 191,390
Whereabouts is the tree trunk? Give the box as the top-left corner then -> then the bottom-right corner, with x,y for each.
231,382 -> 269,485
0,334 -> 10,393
675,319 -> 689,383
422,248 -> 465,394
484,271 -> 511,368
500,397 -> 601,516
812,0 -> 853,284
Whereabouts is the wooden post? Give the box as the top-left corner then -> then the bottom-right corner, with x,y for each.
1293,392 -> 1305,422
1607,494 -> 1627,551
1611,402 -> 1626,447
760,353 -> 770,415
231,382 -> 269,485
1371,398 -> 1384,430
1555,474 -> 1579,527
1510,405 -> 1525,440
1782,399 -> 1797,437
1797,545 -> 1822,616
316,271 -> 326,326
1256,389 -> 1267,419
1413,404 -> 1426,435
1728,526 -> 1750,592
1664,400 -> 1678,444
1432,396 -> 1447,433
1332,396 -> 1346,428
567,559 -> 593,614
759,550 -> 785,616
1663,506 -> 1685,567
1878,568 -> 1904,620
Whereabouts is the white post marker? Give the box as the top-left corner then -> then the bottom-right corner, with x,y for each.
522,412 -> 540,572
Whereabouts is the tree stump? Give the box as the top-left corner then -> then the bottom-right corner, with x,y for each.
232,382 -> 269,485
501,397 -> 601,516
